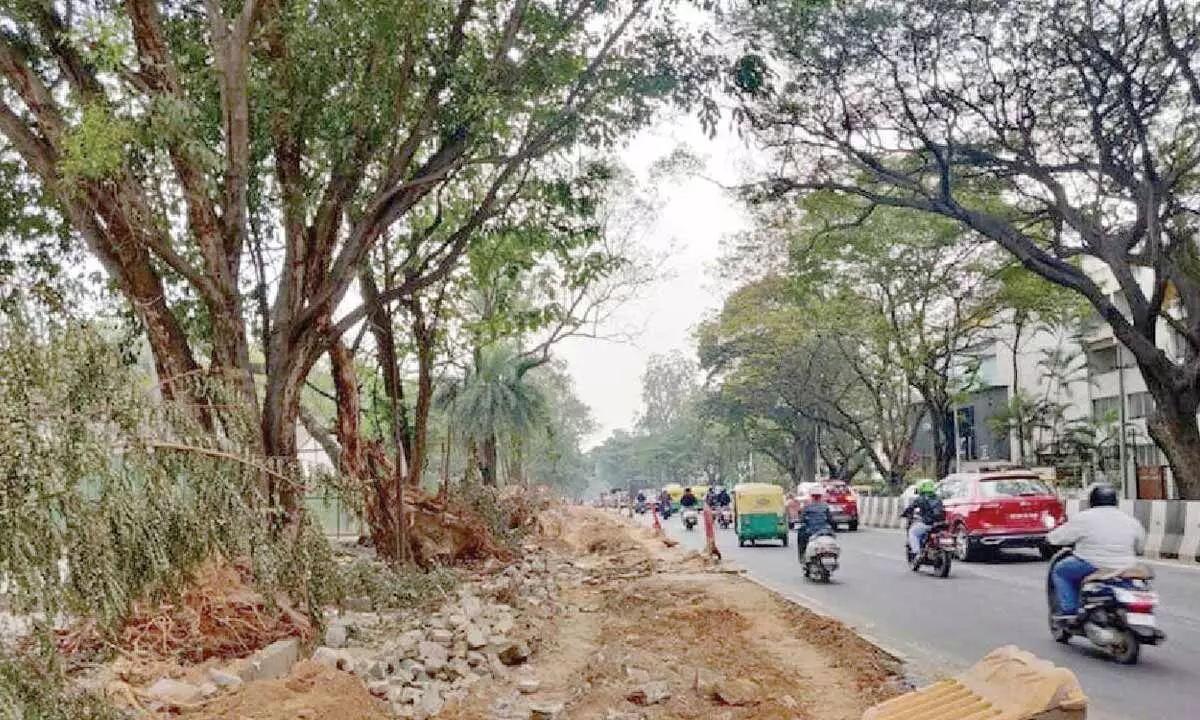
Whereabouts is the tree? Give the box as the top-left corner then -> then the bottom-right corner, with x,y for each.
0,0 -> 717,517
989,267 -> 1092,462
725,193 -> 1003,478
697,283 -> 822,484
524,361 -> 596,497
436,344 -> 546,486
637,351 -> 698,431
734,0 -> 1200,497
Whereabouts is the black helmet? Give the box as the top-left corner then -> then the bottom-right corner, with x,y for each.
1089,484 -> 1119,507
684,487 -> 692,493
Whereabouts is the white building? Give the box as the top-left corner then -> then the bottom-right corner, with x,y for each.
951,257 -> 1182,499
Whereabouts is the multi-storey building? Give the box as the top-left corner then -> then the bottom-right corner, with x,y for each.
910,258 -> 1181,499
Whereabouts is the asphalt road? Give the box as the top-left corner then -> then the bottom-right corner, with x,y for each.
653,513 -> 1200,720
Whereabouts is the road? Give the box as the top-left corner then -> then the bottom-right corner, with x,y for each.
655,514 -> 1200,720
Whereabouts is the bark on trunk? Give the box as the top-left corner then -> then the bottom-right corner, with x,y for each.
261,336 -> 322,518
479,434 -> 498,486
1145,381 -> 1200,500
408,297 -> 437,491
930,405 -> 954,479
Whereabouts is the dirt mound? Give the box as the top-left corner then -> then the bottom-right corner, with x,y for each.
449,508 -> 902,720
188,661 -> 388,720
57,561 -> 311,666
566,515 -> 644,557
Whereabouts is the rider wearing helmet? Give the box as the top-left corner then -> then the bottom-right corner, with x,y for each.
901,480 -> 945,567
679,487 -> 698,509
797,487 -> 836,560
1046,484 -> 1146,624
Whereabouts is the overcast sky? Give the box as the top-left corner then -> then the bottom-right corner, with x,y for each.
556,117 -> 756,448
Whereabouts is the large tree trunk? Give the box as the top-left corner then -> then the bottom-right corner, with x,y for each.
479,434 -> 499,486
1144,379 -> 1200,500
261,333 -> 324,517
408,294 -> 439,491
929,405 -> 954,479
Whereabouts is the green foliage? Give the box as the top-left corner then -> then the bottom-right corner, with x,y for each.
437,344 -> 547,444
0,310 -> 335,637
59,105 -> 134,182
0,644 -> 123,720
334,560 -> 458,612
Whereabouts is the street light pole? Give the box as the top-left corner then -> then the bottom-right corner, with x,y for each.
1116,346 -> 1131,499
953,404 -> 962,474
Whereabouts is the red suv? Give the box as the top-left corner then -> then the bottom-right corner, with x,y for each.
821,482 -> 859,531
937,471 -> 1065,562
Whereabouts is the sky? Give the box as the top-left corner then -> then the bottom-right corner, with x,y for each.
556,117 -> 756,448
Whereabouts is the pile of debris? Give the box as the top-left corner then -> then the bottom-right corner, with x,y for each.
119,541 -> 572,719
306,547 -> 569,719
57,561 -> 312,666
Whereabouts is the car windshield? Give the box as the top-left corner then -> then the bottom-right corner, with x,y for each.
977,477 -> 1052,497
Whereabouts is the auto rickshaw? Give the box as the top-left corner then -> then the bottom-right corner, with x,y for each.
733,483 -> 788,547
663,483 -> 684,514
692,485 -> 710,504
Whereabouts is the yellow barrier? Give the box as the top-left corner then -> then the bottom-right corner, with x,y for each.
863,646 -> 1088,720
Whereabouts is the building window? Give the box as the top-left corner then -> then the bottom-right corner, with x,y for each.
1128,391 -> 1155,419
976,354 -> 997,387
1092,396 -> 1121,422
1087,346 -> 1119,374
1134,444 -> 1162,467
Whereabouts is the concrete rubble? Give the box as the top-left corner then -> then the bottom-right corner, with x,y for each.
133,545 -> 581,719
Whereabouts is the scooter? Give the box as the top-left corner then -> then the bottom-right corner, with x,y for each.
682,507 -> 698,531
904,520 -> 953,578
716,506 -> 733,530
801,529 -> 840,582
1046,548 -> 1165,664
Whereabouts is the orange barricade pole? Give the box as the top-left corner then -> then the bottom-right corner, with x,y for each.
651,506 -> 663,535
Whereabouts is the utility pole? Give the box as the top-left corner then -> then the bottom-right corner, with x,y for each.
953,405 -> 962,474
1116,346 -> 1131,499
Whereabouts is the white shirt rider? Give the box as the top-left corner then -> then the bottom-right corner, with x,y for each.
1047,506 -> 1146,569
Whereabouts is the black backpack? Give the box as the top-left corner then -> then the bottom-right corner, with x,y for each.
922,495 -> 946,523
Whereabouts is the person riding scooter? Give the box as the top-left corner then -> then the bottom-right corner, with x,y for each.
901,480 -> 945,569
657,489 -> 673,518
679,487 -> 699,509
713,486 -> 731,509
1046,484 -> 1146,625
796,488 -> 836,560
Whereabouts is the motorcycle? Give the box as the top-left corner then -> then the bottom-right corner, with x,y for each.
682,507 -> 699,531
716,506 -> 733,530
1046,548 -> 1166,665
801,529 -> 840,582
634,500 -> 647,514
904,520 -> 953,578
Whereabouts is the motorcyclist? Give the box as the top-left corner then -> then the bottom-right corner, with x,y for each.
679,487 -> 699,509
658,489 -> 673,517
901,480 -> 945,567
796,488 -> 836,560
1046,484 -> 1146,624
714,486 -> 731,508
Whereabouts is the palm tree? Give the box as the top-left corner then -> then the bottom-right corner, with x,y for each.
436,345 -> 547,486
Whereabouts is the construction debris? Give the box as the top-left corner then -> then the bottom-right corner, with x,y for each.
56,561 -> 312,666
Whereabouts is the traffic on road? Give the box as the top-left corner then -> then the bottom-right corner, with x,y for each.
643,481 -> 1200,720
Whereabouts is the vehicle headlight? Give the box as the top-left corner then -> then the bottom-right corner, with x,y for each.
1042,514 -> 1057,529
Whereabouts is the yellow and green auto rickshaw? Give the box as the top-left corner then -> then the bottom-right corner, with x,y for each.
692,485 -> 710,504
663,483 -> 684,514
733,483 -> 788,547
